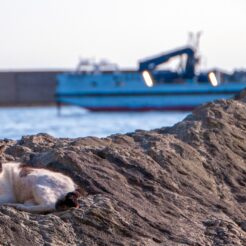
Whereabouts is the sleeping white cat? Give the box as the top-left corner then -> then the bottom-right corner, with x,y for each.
0,162 -> 80,213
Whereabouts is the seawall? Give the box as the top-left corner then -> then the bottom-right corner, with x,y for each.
0,71 -> 67,106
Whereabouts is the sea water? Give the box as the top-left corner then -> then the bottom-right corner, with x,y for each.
0,106 -> 189,140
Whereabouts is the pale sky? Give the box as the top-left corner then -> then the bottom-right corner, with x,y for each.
0,0 -> 246,71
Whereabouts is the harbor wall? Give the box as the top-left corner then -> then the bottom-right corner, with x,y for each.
0,71 -> 65,106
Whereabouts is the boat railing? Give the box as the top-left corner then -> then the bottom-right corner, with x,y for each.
75,59 -> 120,74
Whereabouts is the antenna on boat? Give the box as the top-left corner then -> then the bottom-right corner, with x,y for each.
195,31 -> 202,52
187,31 -> 202,51
187,31 -> 203,75
195,31 -> 203,74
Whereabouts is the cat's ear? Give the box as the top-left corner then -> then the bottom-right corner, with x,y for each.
0,145 -> 5,173
0,145 -> 6,160
0,145 -> 5,154
75,187 -> 87,197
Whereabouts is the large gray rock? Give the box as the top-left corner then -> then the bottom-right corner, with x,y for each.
0,96 -> 245,245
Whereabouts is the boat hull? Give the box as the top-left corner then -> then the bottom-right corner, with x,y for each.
83,106 -> 195,112
56,72 -> 246,111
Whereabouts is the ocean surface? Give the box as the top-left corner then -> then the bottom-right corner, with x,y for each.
0,106 -> 189,140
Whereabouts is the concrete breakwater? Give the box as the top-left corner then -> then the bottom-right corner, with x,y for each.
0,92 -> 245,245
0,71 -> 66,106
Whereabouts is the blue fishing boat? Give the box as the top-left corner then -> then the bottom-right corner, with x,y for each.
56,42 -> 246,111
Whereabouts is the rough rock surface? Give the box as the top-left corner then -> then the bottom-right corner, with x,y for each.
0,95 -> 245,245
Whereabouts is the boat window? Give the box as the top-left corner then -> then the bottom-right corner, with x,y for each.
115,81 -> 124,87
91,81 -> 97,87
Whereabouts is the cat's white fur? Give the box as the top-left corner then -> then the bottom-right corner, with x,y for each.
0,162 -> 78,213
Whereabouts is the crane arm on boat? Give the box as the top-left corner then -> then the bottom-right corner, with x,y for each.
139,46 -> 197,84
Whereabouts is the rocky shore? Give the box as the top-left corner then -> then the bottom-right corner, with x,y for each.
0,93 -> 245,245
